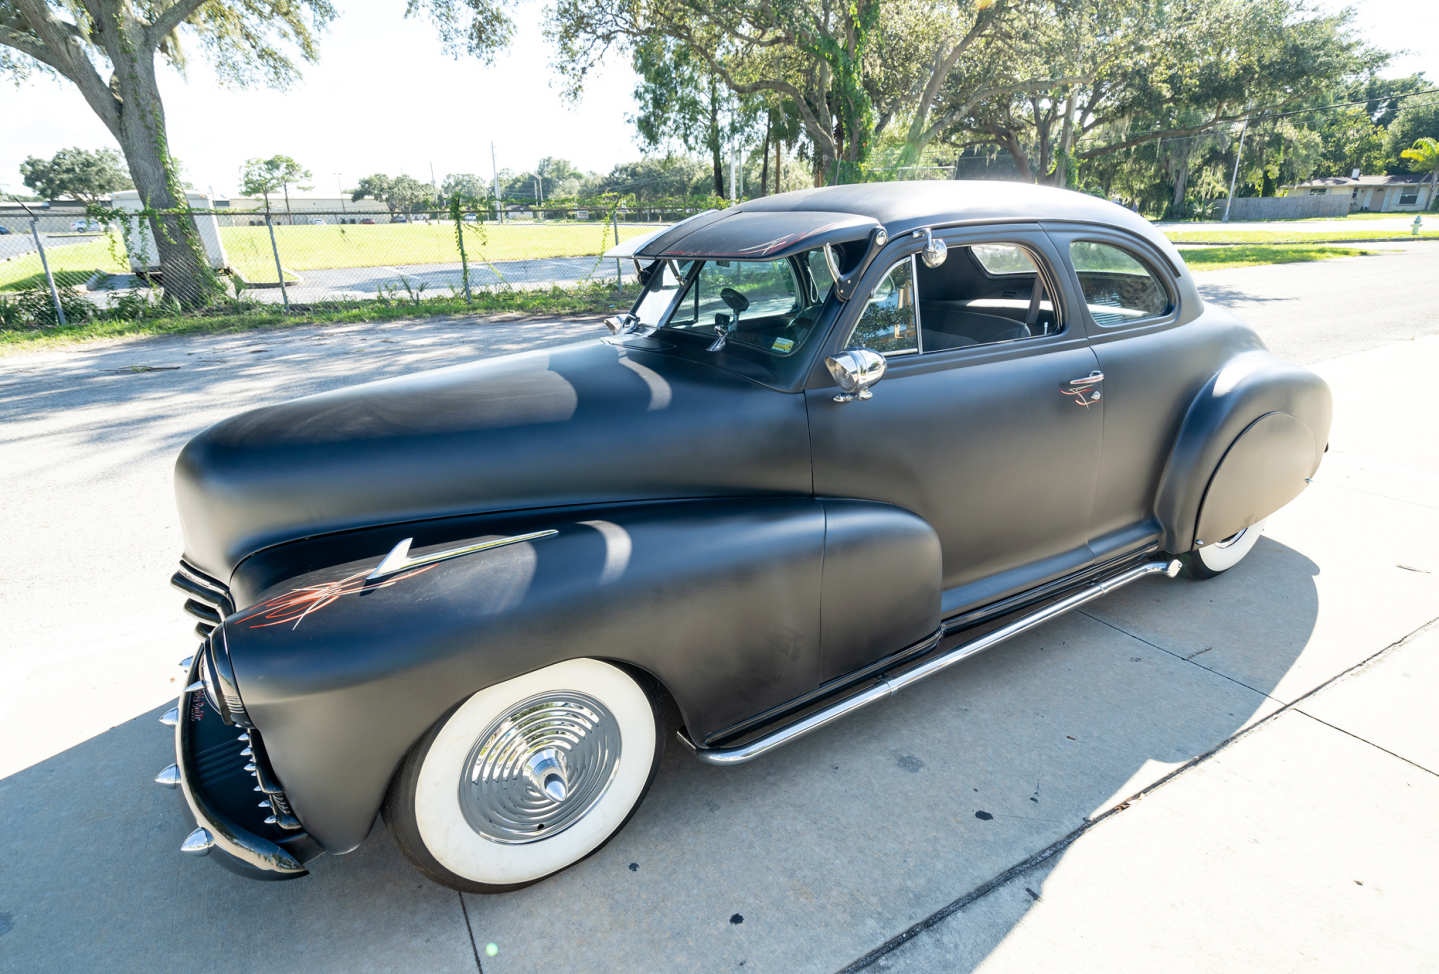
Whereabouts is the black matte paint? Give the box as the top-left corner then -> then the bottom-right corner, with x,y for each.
172,182 -> 1332,865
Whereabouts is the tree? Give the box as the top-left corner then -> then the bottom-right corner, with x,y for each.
19,147 -> 131,205
593,157 -> 711,201
352,174 -> 396,212
352,172 -> 435,214
1383,95 -> 1439,173
549,0 -> 1016,184
631,36 -> 762,196
938,0 -> 1380,195
240,155 -> 312,224
441,172 -> 487,205
387,175 -> 435,214
1,0 -> 512,306
1400,137 -> 1439,211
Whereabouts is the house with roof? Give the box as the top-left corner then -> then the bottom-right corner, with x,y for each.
1287,173 -> 1436,212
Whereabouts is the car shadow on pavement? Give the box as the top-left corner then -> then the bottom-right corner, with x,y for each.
0,538 -> 1318,974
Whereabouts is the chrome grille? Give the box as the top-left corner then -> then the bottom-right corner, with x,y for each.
172,560 -> 234,636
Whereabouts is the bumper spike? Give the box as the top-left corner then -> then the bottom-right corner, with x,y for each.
236,732 -> 251,743
244,762 -> 257,773
155,764 -> 181,788
258,799 -> 272,810
180,827 -> 214,855
184,680 -> 205,693
159,707 -> 179,728
179,655 -> 194,669
239,747 -> 253,758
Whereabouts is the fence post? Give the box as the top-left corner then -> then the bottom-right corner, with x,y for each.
27,215 -> 67,326
453,202 -> 472,306
264,211 -> 290,310
612,210 -> 622,289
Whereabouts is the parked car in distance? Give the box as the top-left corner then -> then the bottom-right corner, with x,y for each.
309,217 -> 325,225
359,218 -> 375,224
160,181 -> 1330,892
0,226 -> 10,234
70,219 -> 101,232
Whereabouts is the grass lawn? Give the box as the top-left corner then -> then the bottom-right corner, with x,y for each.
1175,243 -> 1374,270
218,221 -> 654,273
1166,228 -> 1438,244
0,222 -> 655,290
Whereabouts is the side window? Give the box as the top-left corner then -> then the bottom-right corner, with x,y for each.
913,242 -> 1059,351
806,248 -> 835,298
845,257 -> 919,356
1069,241 -> 1173,326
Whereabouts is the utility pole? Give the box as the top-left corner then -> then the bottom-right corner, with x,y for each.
335,172 -> 346,214
729,146 -> 739,201
491,142 -> 503,224
1223,113 -> 1250,223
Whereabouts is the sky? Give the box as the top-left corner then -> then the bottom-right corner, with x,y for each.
2,0 -> 1437,199
2,6 -> 643,199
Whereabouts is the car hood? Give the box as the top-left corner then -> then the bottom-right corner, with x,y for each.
175,340 -> 811,578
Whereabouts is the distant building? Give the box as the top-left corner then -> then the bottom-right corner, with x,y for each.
211,195 -> 392,225
1287,173 -> 1435,213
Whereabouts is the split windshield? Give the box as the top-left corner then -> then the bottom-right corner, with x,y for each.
632,250 -> 835,359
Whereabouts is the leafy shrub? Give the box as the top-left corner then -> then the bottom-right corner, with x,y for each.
0,286 -> 94,329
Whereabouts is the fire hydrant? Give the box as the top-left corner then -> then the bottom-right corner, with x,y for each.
1413,215 -> 1423,236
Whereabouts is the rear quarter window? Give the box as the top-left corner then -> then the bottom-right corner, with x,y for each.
1069,240 -> 1173,326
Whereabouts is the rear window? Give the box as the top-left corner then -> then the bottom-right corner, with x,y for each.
1069,241 -> 1172,326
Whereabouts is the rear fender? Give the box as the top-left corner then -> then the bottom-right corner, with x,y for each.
1154,351 -> 1331,552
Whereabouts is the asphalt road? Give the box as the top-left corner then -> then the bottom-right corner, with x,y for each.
0,247 -> 1436,972
0,230 -> 103,262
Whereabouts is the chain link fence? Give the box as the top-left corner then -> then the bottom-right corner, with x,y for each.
0,201 -> 703,329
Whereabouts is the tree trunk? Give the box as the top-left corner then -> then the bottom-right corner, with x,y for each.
759,114 -> 771,196
776,137 -> 783,194
99,29 -> 217,309
283,182 -> 294,225
708,77 -> 724,198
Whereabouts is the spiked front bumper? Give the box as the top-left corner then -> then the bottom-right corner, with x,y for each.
157,633 -> 322,880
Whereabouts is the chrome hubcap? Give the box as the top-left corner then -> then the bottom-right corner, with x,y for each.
1212,527 -> 1247,549
457,690 -> 621,844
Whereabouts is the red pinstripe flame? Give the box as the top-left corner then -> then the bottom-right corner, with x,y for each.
235,565 -> 434,631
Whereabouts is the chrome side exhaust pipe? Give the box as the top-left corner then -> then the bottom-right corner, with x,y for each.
686,559 -> 1181,766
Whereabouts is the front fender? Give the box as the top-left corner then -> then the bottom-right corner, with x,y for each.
220,498 -> 832,852
1153,351 -> 1331,552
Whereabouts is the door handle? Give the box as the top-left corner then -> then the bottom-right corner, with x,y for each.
1060,370 -> 1104,406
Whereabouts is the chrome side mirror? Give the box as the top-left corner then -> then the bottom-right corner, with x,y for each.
604,313 -> 638,336
826,348 -> 887,403
918,228 -> 948,268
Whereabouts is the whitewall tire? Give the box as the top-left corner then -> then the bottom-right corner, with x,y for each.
1184,520 -> 1266,579
385,658 -> 662,892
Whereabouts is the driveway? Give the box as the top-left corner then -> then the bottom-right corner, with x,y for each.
0,249 -> 1435,972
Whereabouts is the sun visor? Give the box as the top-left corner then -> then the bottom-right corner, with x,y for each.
601,224 -> 676,260
634,209 -> 883,260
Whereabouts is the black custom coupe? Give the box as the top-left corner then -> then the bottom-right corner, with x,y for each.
159,182 -> 1330,891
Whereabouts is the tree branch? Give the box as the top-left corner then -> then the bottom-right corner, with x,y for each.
146,0 -> 210,47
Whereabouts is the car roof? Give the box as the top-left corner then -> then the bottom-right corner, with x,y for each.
631,180 -> 1184,272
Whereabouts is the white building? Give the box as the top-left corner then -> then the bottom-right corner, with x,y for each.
1288,173 -> 1436,212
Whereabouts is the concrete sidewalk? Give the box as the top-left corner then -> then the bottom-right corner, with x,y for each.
0,259 -> 1436,973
